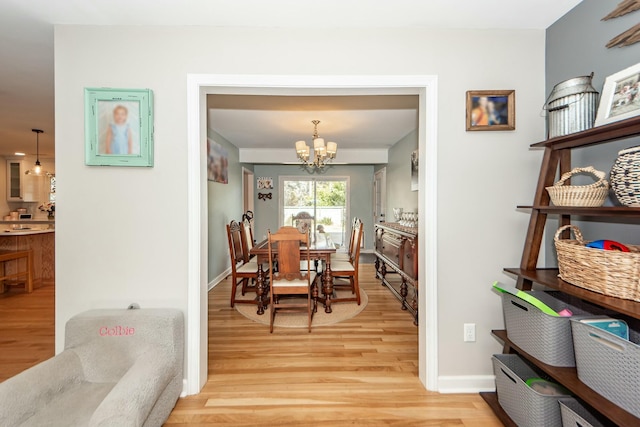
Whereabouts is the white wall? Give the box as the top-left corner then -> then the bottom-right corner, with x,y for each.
55,25 -> 545,390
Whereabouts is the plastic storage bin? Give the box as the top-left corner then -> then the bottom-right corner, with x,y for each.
559,398 -> 605,427
571,319 -> 640,418
492,354 -> 570,427
502,290 -> 604,366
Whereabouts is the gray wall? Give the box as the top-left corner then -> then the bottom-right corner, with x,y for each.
252,164 -> 375,249
207,129 -> 246,282
386,129 -> 419,220
545,0 -> 640,260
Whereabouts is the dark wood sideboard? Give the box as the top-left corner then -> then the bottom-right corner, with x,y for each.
374,223 -> 418,324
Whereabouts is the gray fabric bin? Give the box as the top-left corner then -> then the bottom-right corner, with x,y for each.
571,319 -> 640,418
559,398 -> 605,427
502,291 -> 604,367
493,354 -> 571,427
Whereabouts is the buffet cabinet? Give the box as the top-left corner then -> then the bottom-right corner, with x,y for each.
374,223 -> 418,324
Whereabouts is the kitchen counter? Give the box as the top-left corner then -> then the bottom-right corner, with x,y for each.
0,220 -> 55,224
2,228 -> 55,235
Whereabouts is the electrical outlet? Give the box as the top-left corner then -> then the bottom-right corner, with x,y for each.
464,323 -> 476,342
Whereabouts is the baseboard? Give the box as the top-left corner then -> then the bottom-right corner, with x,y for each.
208,268 -> 231,291
437,375 -> 496,394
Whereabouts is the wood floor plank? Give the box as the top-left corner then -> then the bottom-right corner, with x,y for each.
0,263 -> 501,426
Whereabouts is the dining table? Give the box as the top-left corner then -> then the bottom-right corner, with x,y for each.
250,239 -> 337,315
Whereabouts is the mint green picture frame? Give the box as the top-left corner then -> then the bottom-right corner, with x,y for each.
84,88 -> 154,167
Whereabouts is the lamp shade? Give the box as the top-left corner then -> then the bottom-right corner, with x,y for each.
295,140 -> 307,153
326,141 -> 337,155
313,138 -> 325,150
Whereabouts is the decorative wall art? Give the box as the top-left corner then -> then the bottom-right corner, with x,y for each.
207,138 -> 228,183
466,90 -> 515,131
410,149 -> 419,192
595,62 -> 640,126
85,88 -> 154,166
603,0 -> 640,48
258,193 -> 272,201
257,177 -> 273,189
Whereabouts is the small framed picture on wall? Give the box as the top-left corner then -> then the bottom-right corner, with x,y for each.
466,90 -> 515,131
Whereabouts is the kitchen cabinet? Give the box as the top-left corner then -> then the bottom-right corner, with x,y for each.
6,159 -> 45,202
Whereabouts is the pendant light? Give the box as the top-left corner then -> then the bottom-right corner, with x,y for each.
25,129 -> 49,176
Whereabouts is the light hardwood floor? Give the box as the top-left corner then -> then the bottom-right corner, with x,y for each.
165,264 -> 501,426
0,284 -> 55,381
0,264 -> 501,426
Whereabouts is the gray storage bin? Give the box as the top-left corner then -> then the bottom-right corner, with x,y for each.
502,291 -> 604,367
493,354 -> 571,427
571,319 -> 640,418
559,398 -> 605,427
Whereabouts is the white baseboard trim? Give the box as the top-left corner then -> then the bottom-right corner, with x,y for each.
208,268 -> 231,291
180,379 -> 188,397
438,375 -> 496,394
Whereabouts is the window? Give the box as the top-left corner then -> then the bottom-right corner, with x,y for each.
281,177 -> 349,248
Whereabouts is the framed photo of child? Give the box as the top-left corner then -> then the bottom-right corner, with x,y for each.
85,88 -> 154,166
465,90 -> 515,131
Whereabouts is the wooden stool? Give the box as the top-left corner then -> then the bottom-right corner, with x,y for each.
0,250 -> 34,293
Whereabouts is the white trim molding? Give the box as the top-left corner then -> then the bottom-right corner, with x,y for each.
438,375 -> 496,394
186,74 -> 439,395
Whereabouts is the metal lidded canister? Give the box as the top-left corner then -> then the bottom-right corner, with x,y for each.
546,73 -> 599,138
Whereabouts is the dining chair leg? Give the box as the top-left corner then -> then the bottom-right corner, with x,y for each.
353,276 -> 361,305
308,294 -> 312,333
230,280 -> 238,308
270,300 -> 275,334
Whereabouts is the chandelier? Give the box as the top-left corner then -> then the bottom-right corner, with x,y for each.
295,120 -> 337,169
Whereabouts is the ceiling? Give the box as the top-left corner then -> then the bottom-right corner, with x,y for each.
208,95 -> 419,152
0,0 -> 583,159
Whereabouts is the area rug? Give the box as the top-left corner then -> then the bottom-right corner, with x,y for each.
235,286 -> 368,328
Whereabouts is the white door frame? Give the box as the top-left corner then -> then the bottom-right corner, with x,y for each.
186,75 -> 439,394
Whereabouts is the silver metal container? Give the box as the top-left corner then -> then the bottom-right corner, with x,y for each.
546,73 -> 599,138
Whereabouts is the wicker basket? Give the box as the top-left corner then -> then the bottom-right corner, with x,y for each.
610,145 -> 640,207
546,166 -> 609,207
554,224 -> 640,301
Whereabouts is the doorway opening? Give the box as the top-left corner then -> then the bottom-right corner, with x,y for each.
186,75 -> 438,395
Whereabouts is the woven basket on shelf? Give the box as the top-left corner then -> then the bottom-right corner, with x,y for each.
546,166 -> 609,207
554,224 -> 640,301
610,145 -> 640,207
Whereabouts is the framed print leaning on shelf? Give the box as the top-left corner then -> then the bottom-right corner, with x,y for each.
466,90 -> 515,131
595,62 -> 640,127
85,88 -> 154,166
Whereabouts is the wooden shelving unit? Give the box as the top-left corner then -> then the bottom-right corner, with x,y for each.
483,115 -> 640,425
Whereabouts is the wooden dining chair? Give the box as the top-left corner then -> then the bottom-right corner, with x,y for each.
226,220 -> 263,308
240,215 -> 255,263
331,216 -> 359,262
267,226 -> 316,333
328,219 -> 363,305
292,211 -> 315,242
